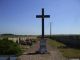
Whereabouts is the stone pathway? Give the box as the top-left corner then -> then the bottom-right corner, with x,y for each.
17,39 -> 67,60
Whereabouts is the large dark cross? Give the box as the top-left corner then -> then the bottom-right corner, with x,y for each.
36,8 -> 50,53
36,8 -> 50,39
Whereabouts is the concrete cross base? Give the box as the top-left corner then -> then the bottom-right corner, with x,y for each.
37,48 -> 48,54
36,39 -> 48,54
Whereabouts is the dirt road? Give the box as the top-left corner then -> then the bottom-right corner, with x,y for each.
18,39 -> 66,60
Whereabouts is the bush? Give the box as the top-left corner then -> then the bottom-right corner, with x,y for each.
0,38 -> 21,55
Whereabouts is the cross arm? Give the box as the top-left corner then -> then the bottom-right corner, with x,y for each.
36,15 -> 42,18
44,15 -> 50,18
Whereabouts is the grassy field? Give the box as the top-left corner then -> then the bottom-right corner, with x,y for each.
48,39 -> 80,58
48,39 -> 66,47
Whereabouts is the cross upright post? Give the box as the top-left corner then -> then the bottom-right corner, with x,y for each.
36,8 -> 50,39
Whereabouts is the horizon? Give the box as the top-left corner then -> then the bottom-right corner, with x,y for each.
1,33 -> 80,36
0,0 -> 80,35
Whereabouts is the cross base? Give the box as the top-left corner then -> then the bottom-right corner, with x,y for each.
36,39 -> 48,54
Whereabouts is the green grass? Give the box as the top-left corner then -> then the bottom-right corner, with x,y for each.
48,40 -> 66,47
59,48 -> 80,58
48,39 -> 80,58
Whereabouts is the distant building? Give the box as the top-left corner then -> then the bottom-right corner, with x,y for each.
8,37 -> 19,42
0,34 -> 37,43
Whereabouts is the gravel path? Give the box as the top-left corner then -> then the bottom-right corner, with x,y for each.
17,39 -> 67,60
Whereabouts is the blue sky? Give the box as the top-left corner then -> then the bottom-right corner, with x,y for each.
0,0 -> 80,35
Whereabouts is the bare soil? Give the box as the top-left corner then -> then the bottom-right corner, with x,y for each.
17,39 -> 67,60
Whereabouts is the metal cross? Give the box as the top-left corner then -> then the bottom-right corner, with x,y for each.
36,8 -> 50,39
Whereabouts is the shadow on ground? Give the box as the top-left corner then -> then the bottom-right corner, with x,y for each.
26,51 -> 50,55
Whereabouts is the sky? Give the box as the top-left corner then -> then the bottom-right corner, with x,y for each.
0,0 -> 80,35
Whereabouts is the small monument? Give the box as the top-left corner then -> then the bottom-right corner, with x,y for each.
36,8 -> 50,53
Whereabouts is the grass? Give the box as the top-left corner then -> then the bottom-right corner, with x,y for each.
59,48 -> 80,58
48,39 -> 80,58
48,40 -> 66,47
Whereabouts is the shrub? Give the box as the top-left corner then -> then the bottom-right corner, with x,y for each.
0,38 -> 21,55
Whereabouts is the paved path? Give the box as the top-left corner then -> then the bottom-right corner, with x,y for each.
17,39 -> 67,60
